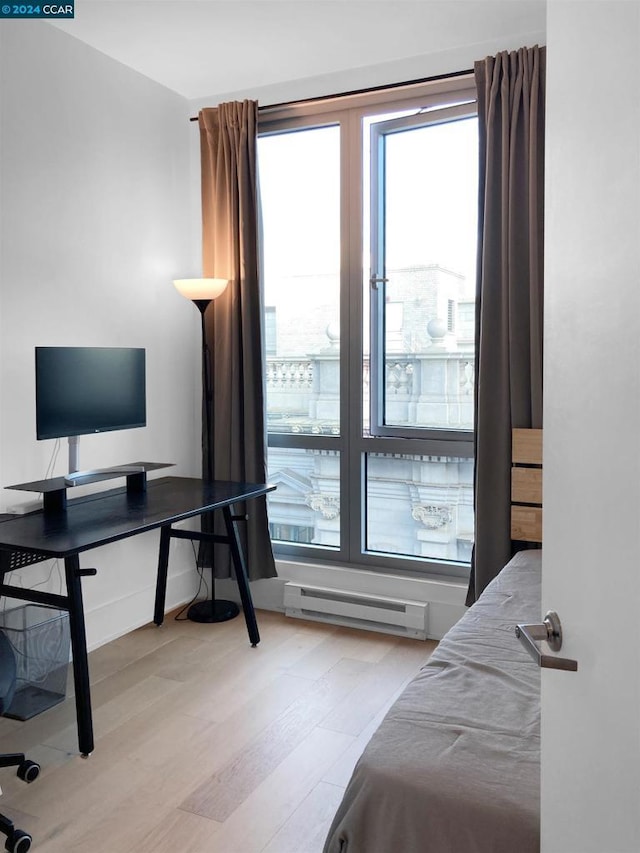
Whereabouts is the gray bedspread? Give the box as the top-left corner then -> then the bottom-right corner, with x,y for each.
323,550 -> 541,853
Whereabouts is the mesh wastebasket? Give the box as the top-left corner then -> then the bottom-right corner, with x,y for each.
0,604 -> 70,720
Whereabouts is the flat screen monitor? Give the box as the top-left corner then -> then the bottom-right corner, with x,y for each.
35,347 -> 146,441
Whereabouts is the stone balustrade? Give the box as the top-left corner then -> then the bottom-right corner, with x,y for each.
266,351 -> 475,433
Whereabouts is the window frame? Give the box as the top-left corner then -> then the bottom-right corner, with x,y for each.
259,74 -> 477,581
368,103 -> 478,442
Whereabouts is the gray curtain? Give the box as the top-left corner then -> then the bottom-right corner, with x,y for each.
198,100 -> 276,581
466,46 -> 545,606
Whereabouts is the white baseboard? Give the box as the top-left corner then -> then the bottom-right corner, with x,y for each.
3,554 -> 467,655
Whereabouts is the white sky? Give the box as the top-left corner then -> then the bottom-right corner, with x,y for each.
383,115 -> 478,284
259,126 -> 340,283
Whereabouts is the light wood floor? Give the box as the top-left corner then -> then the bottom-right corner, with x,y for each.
0,608 -> 435,853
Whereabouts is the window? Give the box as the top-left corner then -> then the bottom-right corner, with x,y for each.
258,75 -> 477,579
259,125 -> 340,437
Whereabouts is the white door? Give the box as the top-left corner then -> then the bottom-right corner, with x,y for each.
542,2 -> 640,851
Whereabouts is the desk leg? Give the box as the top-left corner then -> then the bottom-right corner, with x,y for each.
222,506 -> 260,647
64,555 -> 94,757
154,524 -> 172,626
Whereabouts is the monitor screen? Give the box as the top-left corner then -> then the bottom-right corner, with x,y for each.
35,347 -> 146,440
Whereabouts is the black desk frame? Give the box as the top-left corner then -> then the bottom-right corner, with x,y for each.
0,477 -> 273,757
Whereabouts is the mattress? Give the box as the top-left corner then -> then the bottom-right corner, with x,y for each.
323,549 -> 542,853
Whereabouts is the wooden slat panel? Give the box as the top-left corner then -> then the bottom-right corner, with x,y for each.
512,428 -> 543,465
511,467 -> 542,505
510,506 -> 543,543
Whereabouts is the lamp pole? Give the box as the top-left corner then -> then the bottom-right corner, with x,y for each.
194,300 -> 214,484
173,278 -> 240,624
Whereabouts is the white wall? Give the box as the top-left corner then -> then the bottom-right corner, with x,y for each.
543,2 -> 640,849
190,19 -> 546,112
0,22 -> 202,649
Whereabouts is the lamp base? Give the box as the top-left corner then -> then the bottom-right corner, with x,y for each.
187,599 -> 240,623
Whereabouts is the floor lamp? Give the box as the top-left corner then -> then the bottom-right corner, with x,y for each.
173,277 -> 240,624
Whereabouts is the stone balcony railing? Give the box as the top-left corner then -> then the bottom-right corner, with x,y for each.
266,357 -> 314,390
266,350 -> 475,434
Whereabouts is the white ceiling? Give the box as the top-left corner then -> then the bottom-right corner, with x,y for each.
52,1 -> 546,102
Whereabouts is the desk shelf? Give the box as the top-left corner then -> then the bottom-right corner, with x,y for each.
6,462 -> 173,515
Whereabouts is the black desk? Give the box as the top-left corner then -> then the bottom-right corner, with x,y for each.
0,476 -> 274,756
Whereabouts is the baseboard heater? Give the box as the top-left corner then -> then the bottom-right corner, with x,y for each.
283,582 -> 429,640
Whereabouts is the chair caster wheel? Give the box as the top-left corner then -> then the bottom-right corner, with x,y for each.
5,829 -> 32,853
17,760 -> 40,783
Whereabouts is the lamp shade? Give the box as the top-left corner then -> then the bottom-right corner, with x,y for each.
173,278 -> 229,301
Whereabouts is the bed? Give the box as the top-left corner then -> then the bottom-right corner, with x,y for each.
323,430 -> 542,853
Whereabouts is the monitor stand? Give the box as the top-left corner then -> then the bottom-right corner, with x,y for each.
68,435 -> 80,476
64,465 -> 145,487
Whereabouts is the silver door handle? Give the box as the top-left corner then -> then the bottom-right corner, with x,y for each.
515,611 -> 578,671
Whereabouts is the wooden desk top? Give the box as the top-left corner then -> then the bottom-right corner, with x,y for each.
0,477 -> 274,559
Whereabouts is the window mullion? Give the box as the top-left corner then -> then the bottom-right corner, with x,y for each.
343,108 -> 364,566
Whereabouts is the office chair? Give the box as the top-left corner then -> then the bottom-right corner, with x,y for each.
0,630 -> 40,853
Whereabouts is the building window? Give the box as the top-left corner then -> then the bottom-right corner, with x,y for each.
269,523 -> 315,544
258,75 -> 477,579
265,306 -> 277,355
447,299 -> 456,333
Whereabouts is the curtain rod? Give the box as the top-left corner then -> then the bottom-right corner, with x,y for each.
188,68 -> 474,121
